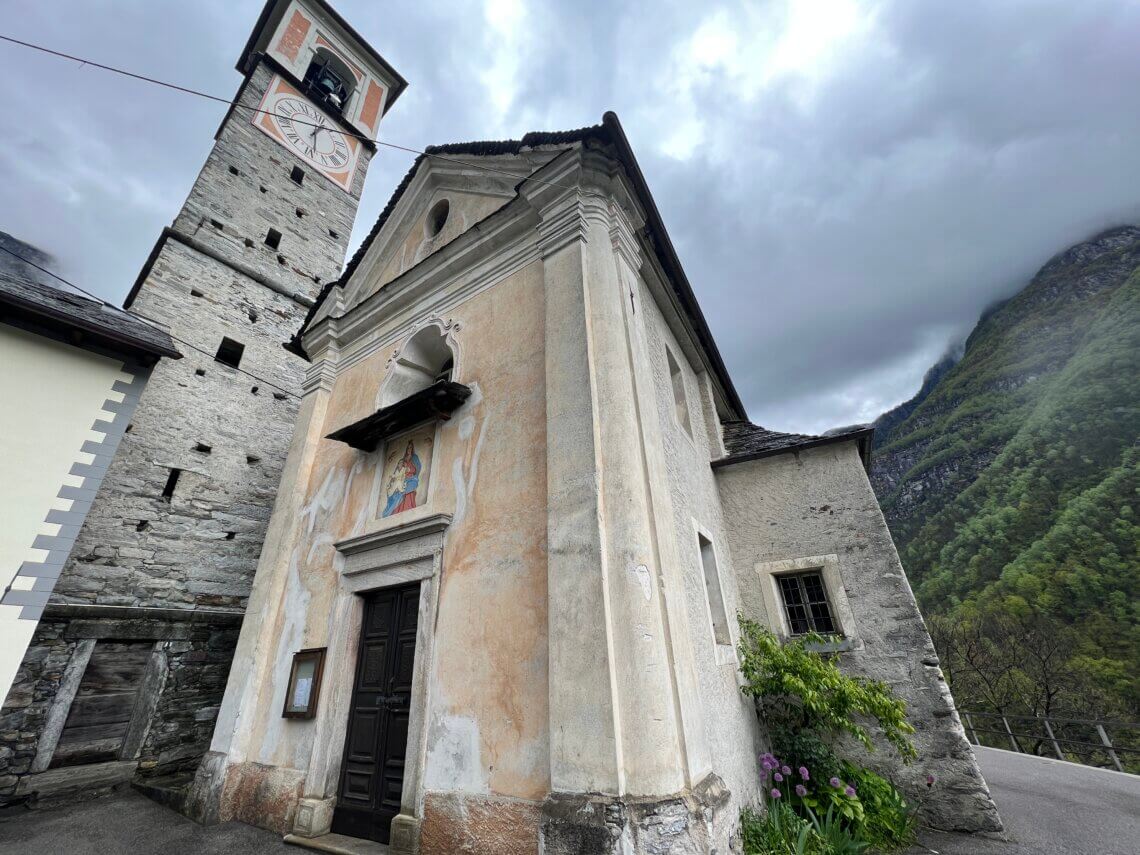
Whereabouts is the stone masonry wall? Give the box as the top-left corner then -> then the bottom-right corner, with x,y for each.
715,445 -> 1003,832
172,61 -> 372,302
0,616 -> 240,791
52,238 -> 305,612
0,55 -> 373,793
0,621 -> 76,786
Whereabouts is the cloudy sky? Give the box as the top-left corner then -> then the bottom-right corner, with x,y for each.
3,0 -> 1139,434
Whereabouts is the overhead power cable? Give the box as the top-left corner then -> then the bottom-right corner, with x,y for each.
0,243 -> 302,401
0,33 -> 582,193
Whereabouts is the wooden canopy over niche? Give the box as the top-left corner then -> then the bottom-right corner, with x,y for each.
325,380 -> 471,451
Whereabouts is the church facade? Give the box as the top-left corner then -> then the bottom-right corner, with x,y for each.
185,94 -> 1001,855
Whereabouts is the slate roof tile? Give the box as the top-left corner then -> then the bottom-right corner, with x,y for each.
0,271 -> 180,360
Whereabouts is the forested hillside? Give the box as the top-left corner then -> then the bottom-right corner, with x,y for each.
870,226 -> 1140,735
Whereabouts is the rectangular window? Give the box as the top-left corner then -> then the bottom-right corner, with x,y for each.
290,166 -> 305,185
264,228 -> 282,250
699,533 -> 731,647
215,337 -> 245,369
777,572 -> 837,636
667,348 -> 691,436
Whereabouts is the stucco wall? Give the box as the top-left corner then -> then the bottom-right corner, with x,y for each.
638,282 -> 764,838
0,325 -> 137,705
367,188 -> 511,296
715,445 -> 1002,832
218,259 -> 550,830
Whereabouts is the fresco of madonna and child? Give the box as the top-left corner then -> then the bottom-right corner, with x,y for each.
380,426 -> 434,518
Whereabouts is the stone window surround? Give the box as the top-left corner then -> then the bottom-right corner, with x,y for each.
690,519 -> 737,667
754,554 -> 862,649
289,510 -> 450,855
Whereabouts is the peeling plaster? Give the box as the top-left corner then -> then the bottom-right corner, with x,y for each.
424,713 -> 489,794
633,564 -> 652,601
452,383 -> 489,525
258,543 -> 312,767
300,466 -> 348,538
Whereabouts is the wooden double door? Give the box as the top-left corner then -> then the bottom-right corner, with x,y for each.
331,583 -> 420,844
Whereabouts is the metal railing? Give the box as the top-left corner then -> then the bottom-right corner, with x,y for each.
959,710 -> 1140,773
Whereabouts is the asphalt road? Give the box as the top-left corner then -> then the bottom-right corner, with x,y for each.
912,746 -> 1140,855
0,746 -> 1135,854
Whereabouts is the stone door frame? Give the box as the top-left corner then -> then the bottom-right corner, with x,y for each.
292,511 -> 450,854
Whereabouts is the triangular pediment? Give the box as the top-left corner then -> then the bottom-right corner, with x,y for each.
337,150 -> 558,312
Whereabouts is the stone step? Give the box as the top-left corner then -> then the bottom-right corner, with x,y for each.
284,831 -> 391,854
11,760 -> 137,805
131,773 -> 193,813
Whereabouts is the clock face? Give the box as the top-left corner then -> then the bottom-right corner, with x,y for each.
252,76 -> 360,192
272,96 -> 352,171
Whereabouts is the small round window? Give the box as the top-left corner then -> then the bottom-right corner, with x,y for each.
426,199 -> 450,237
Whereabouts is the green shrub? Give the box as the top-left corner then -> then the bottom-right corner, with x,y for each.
741,803 -> 823,855
805,805 -> 870,855
738,619 -> 916,759
841,763 -> 916,850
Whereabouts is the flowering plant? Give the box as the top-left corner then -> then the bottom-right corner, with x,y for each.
762,751 -> 865,826
741,621 -> 918,853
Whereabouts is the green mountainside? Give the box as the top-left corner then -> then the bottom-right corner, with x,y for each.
870,226 -> 1140,728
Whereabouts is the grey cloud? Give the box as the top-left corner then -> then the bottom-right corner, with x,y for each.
2,0 -> 1138,434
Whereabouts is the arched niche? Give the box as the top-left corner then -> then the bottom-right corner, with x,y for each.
377,321 -> 461,409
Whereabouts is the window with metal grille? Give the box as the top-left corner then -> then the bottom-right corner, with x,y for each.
777,571 -> 837,636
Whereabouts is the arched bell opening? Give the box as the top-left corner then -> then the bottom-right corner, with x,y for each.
303,48 -> 357,115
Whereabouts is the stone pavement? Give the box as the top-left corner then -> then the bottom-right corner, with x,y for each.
0,746 -> 1136,854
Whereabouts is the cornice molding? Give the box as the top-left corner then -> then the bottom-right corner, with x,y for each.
315,198 -> 542,374
335,512 -> 452,580
305,143 -> 651,380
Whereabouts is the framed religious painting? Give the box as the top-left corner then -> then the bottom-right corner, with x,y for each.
378,424 -> 435,519
282,648 -> 326,719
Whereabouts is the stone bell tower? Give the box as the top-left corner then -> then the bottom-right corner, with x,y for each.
0,0 -> 405,804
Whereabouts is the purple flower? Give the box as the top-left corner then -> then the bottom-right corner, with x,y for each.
770,788 -> 782,799
845,786 -> 856,797
761,753 -> 779,770
782,765 -> 792,775
774,772 -> 784,782
799,767 -> 809,780
795,785 -> 808,797
830,777 -> 841,788
926,774 -> 936,788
